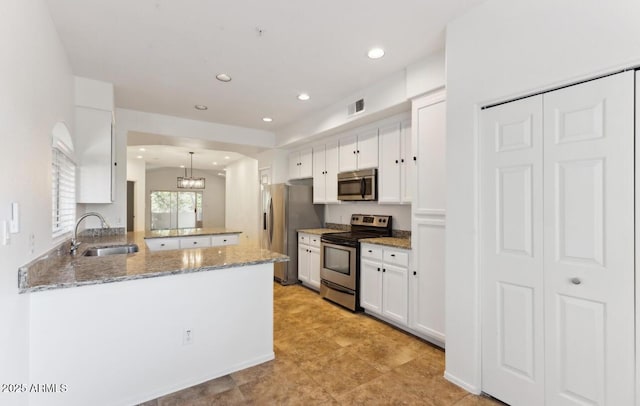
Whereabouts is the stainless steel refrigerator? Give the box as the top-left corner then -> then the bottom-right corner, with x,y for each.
262,183 -> 324,285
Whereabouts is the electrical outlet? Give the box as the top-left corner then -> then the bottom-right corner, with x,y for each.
183,329 -> 194,345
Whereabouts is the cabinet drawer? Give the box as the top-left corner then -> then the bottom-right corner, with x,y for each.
308,235 -> 321,247
145,238 -> 180,251
298,233 -> 310,245
211,234 -> 239,246
383,249 -> 409,267
361,245 -> 383,261
179,236 -> 212,249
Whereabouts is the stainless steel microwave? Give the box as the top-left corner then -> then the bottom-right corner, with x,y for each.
337,169 -> 377,201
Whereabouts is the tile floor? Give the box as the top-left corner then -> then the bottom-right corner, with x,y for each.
140,283 -> 502,405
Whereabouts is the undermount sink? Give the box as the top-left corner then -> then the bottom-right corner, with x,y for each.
82,244 -> 139,257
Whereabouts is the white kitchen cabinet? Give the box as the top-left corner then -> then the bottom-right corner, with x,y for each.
145,233 -> 240,251
360,258 -> 382,313
289,148 -> 313,180
378,119 -> 412,203
409,90 -> 446,346
338,129 -> 378,172
211,234 -> 239,246
145,238 -> 181,251
75,106 -> 115,203
297,233 -> 321,290
360,243 -> 409,326
312,141 -> 339,204
179,236 -> 211,249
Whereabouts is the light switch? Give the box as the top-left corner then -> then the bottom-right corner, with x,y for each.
2,220 -> 10,245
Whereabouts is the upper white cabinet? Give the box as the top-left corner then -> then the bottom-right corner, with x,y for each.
75,106 -> 115,203
289,148 -> 313,180
312,141 -> 339,204
75,77 -> 115,204
338,129 -> 378,172
412,95 -> 446,215
378,119 -> 412,204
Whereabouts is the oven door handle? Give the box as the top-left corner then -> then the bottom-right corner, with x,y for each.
321,279 -> 355,296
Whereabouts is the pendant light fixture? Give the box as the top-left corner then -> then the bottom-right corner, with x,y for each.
177,152 -> 205,189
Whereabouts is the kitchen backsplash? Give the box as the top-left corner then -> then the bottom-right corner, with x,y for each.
325,222 -> 410,239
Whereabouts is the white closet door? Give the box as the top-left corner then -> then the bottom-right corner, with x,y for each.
481,95 -> 545,406
543,72 -> 634,405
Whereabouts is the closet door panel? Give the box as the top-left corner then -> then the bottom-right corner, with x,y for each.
481,95 -> 545,406
543,71 -> 634,406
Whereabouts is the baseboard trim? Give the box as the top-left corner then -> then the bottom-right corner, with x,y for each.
444,371 -> 481,395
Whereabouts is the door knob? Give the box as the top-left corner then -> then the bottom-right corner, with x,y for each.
570,277 -> 582,285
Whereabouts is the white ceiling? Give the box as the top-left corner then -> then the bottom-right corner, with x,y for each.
45,0 -> 485,131
127,145 -> 244,171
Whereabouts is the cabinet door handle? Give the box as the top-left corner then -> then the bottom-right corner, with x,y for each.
353,150 -> 356,154
395,159 -> 399,164
413,156 -> 417,161
382,268 -> 386,272
401,158 -> 405,163
377,267 -> 380,272
223,239 -> 227,242
357,150 -> 360,154
368,250 -> 372,253
413,271 -> 417,276
193,241 -> 198,245
160,243 -> 165,247
571,277 -> 582,285
390,254 -> 396,257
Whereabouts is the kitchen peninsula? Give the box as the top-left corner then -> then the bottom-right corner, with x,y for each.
19,229 -> 288,406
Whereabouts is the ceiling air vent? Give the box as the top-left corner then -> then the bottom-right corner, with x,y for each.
347,98 -> 365,116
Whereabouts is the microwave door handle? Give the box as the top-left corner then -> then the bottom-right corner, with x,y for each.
360,178 -> 366,198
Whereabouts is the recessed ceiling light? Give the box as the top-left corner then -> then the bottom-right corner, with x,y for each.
212,161 -> 218,165
297,93 -> 310,101
180,165 -> 185,168
224,156 -> 230,159
216,73 -> 232,82
263,117 -> 273,122
367,47 -> 385,59
136,155 -> 143,159
194,104 -> 208,110
139,147 -> 146,152
223,168 -> 227,171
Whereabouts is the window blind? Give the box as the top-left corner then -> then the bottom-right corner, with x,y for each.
52,148 -> 76,238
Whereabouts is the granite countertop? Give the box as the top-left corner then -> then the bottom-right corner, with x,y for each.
19,232 -> 288,294
144,227 -> 242,239
297,228 -> 344,235
359,237 -> 411,250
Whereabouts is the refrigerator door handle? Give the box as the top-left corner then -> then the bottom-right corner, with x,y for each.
263,212 -> 267,230
268,197 -> 274,245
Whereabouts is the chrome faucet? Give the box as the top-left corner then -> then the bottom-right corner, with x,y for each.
70,212 -> 110,253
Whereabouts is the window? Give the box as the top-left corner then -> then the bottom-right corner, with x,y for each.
150,191 -> 203,230
52,123 -> 76,239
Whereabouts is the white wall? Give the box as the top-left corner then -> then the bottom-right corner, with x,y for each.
225,157 -> 259,244
405,50 -> 445,100
126,158 -> 146,231
29,263 -> 274,406
325,204 -> 411,232
444,0 -> 640,394
257,149 -> 289,185
0,1 -> 74,404
145,167 -> 225,231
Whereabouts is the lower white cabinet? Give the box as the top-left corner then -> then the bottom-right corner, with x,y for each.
145,233 -> 240,251
360,243 -> 409,326
298,233 -> 321,290
179,236 -> 211,249
211,234 -> 239,246
145,237 -> 181,251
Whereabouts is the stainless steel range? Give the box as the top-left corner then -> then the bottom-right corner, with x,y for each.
320,214 -> 392,311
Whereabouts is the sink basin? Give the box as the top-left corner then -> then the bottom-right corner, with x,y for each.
83,244 -> 139,257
